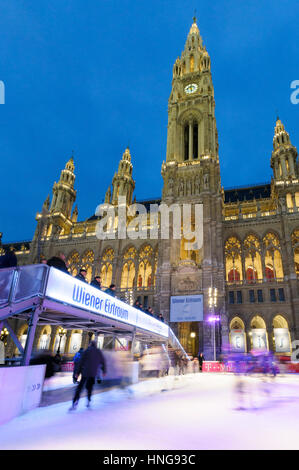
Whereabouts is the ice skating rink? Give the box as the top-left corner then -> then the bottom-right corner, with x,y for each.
1,373 -> 299,450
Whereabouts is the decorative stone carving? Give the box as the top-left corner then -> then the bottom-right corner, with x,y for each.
176,276 -> 197,292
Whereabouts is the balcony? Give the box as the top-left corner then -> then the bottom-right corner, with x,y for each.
226,278 -> 285,287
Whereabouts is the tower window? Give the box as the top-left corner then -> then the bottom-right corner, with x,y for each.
184,124 -> 189,160
190,55 -> 194,73
193,123 -> 198,159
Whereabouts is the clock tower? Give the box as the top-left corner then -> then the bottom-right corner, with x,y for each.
157,17 -> 227,358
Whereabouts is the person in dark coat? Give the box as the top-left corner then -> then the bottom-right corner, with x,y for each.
47,253 -> 69,273
75,268 -> 88,283
198,352 -> 205,372
70,341 -> 106,410
158,313 -> 165,322
0,247 -> 17,269
90,276 -> 102,290
105,284 -> 116,297
72,347 -> 84,384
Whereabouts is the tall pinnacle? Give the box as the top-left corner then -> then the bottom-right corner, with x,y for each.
189,16 -> 200,36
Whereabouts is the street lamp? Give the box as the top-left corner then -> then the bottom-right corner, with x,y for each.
208,287 -> 219,361
57,327 -> 67,354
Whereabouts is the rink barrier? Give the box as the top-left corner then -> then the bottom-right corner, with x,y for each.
0,364 -> 46,425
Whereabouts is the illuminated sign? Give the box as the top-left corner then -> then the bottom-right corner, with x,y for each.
170,295 -> 203,322
45,268 -> 169,337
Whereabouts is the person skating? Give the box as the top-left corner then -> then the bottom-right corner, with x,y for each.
69,341 -> 106,410
198,352 -> 205,372
72,347 -> 84,384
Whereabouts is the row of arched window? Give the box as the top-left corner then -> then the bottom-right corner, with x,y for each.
229,314 -> 291,353
65,244 -> 158,290
225,232 -> 285,283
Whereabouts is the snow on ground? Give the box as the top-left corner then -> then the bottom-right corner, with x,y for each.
1,373 -> 299,450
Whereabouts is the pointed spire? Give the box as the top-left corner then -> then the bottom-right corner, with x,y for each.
189,15 -> 199,36
71,204 -> 78,223
65,152 -> 75,172
105,186 -> 111,203
122,147 -> 131,162
273,116 -> 291,149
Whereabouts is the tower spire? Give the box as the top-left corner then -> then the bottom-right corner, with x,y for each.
271,117 -> 297,180
111,146 -> 135,205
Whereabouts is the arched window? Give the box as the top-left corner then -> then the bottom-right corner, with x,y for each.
193,123 -> 198,159
286,193 -> 293,210
229,317 -> 246,352
263,232 -> 284,280
17,325 -> 28,353
69,329 -> 83,354
230,317 -> 245,330
121,247 -> 137,289
67,250 -> 80,277
81,250 -> 94,283
190,55 -> 194,73
121,261 -> 135,289
243,234 -> 262,282
291,229 -> 299,277
225,237 -> 243,283
184,124 -> 189,160
38,326 -> 51,350
272,315 -> 291,353
250,316 -> 268,351
137,245 -> 153,289
100,248 -> 114,288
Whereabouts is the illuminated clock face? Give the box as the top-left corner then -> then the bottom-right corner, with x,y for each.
184,83 -> 198,94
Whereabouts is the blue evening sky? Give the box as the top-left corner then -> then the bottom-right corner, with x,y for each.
0,0 -> 298,242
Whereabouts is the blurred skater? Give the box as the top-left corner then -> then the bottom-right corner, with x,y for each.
69,341 -> 106,410
72,347 -> 84,384
198,352 -> 205,372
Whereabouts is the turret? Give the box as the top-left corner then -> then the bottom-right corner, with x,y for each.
50,156 -> 76,218
271,117 -> 297,180
111,147 -> 135,205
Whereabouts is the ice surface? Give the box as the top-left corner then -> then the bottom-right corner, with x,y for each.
1,373 -> 299,450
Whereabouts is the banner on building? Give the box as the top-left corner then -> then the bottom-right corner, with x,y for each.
230,329 -> 246,352
274,328 -> 291,353
170,295 -> 203,322
251,328 -> 268,351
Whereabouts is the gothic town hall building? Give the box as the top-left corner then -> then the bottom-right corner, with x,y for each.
2,18 -> 299,359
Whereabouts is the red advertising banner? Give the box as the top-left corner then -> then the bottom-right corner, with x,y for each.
202,361 -> 234,372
